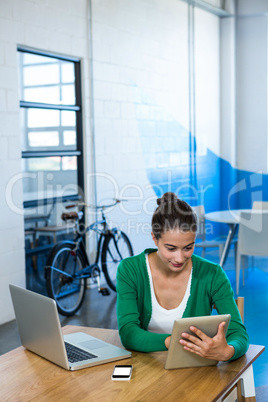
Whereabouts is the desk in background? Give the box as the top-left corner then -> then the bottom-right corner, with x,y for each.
205,209 -> 251,267
0,325 -> 264,401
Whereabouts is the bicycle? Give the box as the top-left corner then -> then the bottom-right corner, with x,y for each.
45,199 -> 133,316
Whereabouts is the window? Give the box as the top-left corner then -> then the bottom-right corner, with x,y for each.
18,47 -> 84,207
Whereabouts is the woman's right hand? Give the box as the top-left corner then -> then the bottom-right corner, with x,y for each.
165,336 -> 171,349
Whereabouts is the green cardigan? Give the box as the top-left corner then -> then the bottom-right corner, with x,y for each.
116,249 -> 249,361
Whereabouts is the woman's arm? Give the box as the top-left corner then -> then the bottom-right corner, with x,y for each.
116,257 -> 169,352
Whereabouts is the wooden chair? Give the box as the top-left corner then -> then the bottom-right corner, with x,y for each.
34,222 -> 76,244
235,296 -> 244,323
33,203 -> 77,244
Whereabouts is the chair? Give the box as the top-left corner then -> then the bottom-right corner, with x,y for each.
34,222 -> 76,244
236,211 -> 268,295
235,296 -> 244,323
30,201 -> 76,245
252,201 -> 268,210
193,205 -> 236,260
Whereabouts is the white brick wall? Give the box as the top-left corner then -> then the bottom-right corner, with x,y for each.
0,90 -> 6,111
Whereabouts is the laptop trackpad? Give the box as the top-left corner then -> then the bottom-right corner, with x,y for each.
79,340 -> 106,350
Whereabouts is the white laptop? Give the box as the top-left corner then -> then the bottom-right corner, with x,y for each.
9,284 -> 131,371
165,314 -> 231,369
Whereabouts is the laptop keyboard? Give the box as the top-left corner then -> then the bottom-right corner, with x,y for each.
65,341 -> 98,363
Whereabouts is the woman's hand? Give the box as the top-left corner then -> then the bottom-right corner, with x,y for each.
179,321 -> 235,361
165,335 -> 171,349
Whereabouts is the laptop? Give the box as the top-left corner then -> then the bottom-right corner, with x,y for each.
165,314 -> 231,369
9,284 -> 131,371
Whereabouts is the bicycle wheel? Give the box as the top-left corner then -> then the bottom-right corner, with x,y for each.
46,241 -> 87,316
101,231 -> 133,291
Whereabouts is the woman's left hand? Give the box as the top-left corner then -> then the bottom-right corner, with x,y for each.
179,321 -> 235,361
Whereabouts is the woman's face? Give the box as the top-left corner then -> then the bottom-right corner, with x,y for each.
152,229 -> 196,273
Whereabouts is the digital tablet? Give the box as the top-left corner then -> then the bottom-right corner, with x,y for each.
165,314 -> 231,369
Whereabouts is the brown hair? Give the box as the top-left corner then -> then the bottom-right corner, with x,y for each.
152,192 -> 197,240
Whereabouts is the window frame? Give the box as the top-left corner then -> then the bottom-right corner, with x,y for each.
18,46 -> 84,208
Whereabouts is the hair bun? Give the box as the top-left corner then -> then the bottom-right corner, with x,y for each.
156,192 -> 178,206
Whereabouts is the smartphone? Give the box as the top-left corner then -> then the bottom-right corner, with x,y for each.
111,365 -> 133,381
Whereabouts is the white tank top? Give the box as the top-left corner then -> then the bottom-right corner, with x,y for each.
146,254 -> 192,334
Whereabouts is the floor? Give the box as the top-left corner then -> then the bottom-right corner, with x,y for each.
1,246 -> 268,400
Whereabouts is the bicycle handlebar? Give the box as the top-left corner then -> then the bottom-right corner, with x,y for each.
65,204 -> 76,209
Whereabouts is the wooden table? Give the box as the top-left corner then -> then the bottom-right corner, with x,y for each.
0,325 -> 264,401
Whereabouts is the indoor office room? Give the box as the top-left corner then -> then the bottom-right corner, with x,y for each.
0,0 -> 267,400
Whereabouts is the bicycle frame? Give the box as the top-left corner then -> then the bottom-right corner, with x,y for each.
47,214 -> 113,282
74,214 -> 109,264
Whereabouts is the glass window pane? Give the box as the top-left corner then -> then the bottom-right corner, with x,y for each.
19,52 -> 76,105
62,156 -> 77,170
24,86 -> 60,104
28,131 -> 59,147
61,63 -> 75,83
22,157 -> 78,202
24,64 -> 59,86
23,53 -> 57,65
28,109 -> 60,128
63,130 -> 76,146
27,157 -> 61,171
62,85 -> 75,104
21,109 -> 77,152
62,110 -> 76,126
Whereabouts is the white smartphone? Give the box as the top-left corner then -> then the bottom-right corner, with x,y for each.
111,365 -> 133,381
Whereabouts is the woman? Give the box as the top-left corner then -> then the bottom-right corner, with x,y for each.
116,192 -> 249,361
